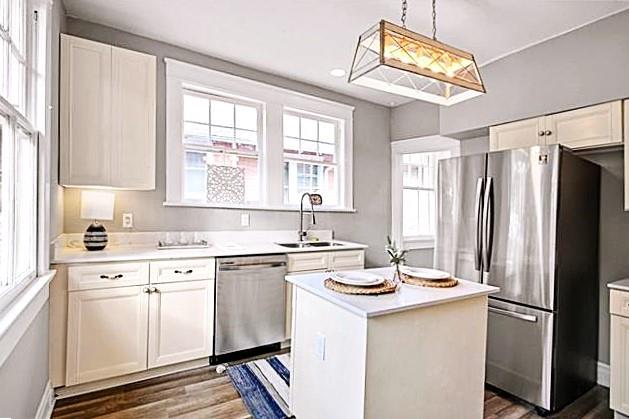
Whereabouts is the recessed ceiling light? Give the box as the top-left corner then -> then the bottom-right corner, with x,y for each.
330,68 -> 346,77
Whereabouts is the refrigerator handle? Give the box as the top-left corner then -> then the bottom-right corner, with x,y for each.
474,177 -> 485,272
482,177 -> 494,273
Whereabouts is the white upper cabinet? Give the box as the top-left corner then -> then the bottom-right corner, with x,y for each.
489,100 -> 623,152
60,35 -> 156,190
489,118 -> 545,152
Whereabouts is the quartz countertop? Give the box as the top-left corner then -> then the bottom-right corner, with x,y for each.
51,240 -> 367,264
286,267 -> 499,318
608,279 -> 629,292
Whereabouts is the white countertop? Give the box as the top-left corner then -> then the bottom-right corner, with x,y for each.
287,267 -> 499,318
51,240 -> 367,264
608,279 -> 629,292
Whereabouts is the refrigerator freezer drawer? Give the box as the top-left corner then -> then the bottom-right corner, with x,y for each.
486,299 -> 554,410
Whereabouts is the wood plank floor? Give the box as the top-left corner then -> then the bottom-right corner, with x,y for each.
53,366 -> 613,419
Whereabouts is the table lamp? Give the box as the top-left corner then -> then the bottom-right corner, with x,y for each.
80,190 -> 115,251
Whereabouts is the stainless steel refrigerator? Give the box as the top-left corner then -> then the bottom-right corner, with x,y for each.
434,144 -> 600,413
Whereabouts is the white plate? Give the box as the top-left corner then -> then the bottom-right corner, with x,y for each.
331,271 -> 385,287
399,266 -> 451,281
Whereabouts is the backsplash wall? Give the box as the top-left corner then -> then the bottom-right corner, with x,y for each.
61,18 -> 392,267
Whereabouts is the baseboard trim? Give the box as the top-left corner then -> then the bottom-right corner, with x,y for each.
55,358 -> 209,399
35,381 -> 55,419
598,361 -> 610,388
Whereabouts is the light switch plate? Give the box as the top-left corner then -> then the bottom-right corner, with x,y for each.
241,213 -> 250,227
315,332 -> 326,361
122,213 -> 133,229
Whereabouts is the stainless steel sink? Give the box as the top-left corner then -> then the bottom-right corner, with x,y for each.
276,241 -> 344,248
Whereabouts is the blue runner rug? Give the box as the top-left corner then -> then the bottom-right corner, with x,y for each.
226,354 -> 294,419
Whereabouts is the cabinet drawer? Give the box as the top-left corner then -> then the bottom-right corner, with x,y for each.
68,262 -> 149,291
287,252 -> 329,272
150,258 -> 215,284
611,289 -> 629,317
329,250 -> 365,271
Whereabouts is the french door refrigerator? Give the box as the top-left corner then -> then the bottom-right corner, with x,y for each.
434,144 -> 600,413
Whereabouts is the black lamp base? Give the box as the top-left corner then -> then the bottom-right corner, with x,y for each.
84,222 -> 108,251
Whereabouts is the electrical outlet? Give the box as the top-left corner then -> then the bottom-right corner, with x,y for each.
122,213 -> 134,229
241,213 -> 250,227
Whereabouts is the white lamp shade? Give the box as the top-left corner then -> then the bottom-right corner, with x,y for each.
80,190 -> 115,221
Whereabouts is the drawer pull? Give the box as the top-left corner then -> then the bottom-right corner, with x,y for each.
174,269 -> 193,275
99,274 -> 124,280
489,306 -> 537,323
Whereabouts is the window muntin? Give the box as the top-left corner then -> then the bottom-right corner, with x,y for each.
182,90 -> 261,204
283,111 -> 340,206
401,151 -> 449,239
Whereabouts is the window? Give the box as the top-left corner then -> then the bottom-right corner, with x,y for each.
391,136 -> 460,250
0,0 -> 46,305
166,58 -> 354,210
182,90 -> 261,203
283,111 -> 339,206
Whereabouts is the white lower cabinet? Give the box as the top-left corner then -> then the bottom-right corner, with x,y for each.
66,285 -> 149,385
65,258 -> 215,386
611,289 -> 629,415
148,280 -> 214,368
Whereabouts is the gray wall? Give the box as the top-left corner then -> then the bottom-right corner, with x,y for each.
62,18 -> 392,267
0,304 -> 50,419
440,9 -> 629,136
390,100 -> 440,141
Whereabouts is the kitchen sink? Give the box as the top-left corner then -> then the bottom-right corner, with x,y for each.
276,241 -> 344,248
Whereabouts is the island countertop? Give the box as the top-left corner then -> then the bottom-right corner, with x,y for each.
286,267 -> 499,318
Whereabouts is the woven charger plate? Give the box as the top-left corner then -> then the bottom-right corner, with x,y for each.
401,273 -> 458,288
324,278 -> 398,295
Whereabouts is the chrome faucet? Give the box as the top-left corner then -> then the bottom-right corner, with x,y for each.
298,192 -> 322,241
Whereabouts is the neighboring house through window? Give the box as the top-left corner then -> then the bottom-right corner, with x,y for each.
391,136 -> 460,250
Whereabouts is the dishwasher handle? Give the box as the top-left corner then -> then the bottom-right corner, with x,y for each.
219,262 -> 287,271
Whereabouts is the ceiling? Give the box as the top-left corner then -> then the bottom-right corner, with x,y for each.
62,0 -> 629,107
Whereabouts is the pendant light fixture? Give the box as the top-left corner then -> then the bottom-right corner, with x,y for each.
348,0 -> 485,106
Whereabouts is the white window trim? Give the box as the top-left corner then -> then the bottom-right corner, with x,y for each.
391,135 -> 460,250
165,58 -> 355,211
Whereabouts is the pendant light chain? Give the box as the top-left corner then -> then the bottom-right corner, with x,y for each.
401,0 -> 408,28
432,0 -> 437,40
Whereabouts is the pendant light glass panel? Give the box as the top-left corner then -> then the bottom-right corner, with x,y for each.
349,20 -> 485,106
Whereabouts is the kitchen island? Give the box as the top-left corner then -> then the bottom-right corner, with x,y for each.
287,267 -> 498,419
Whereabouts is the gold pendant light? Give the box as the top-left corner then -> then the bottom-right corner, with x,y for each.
348,0 -> 485,106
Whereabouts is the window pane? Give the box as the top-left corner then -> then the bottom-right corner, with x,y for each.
0,0 -> 8,31
9,51 -> 25,111
301,139 -> 317,155
284,114 -> 299,138
235,104 -> 257,131
283,136 -> 299,155
319,143 -> 335,163
283,161 -> 338,206
300,117 -> 317,140
0,38 -> 7,99
10,0 -> 24,53
417,190 -> 435,236
183,121 -> 209,142
211,100 -> 234,127
183,151 -> 207,201
14,128 -> 36,283
0,118 -> 7,289
319,121 -> 335,143
183,94 -> 209,124
402,189 -> 419,237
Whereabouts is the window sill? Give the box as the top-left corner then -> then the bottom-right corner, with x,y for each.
404,238 -> 435,250
163,201 -> 357,213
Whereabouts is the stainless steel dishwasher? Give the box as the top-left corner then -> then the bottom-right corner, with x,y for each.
215,254 -> 287,356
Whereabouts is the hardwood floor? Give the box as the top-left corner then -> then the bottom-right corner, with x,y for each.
53,366 -> 613,419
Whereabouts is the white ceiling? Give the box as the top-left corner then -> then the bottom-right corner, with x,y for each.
62,0 -> 629,106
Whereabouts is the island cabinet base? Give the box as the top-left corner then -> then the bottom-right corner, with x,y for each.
289,287 -> 489,419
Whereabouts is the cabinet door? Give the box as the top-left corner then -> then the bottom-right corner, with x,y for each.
66,286 -> 148,385
148,280 -> 214,368
611,315 -> 629,415
60,34 -> 112,187
111,47 -> 157,189
489,118 -> 544,152
285,269 -> 326,341
546,101 -> 622,150
329,250 -> 365,271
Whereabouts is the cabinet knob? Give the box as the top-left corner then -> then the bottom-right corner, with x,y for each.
142,287 -> 150,293
544,130 -> 552,136
150,286 -> 159,293
538,131 -> 545,136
